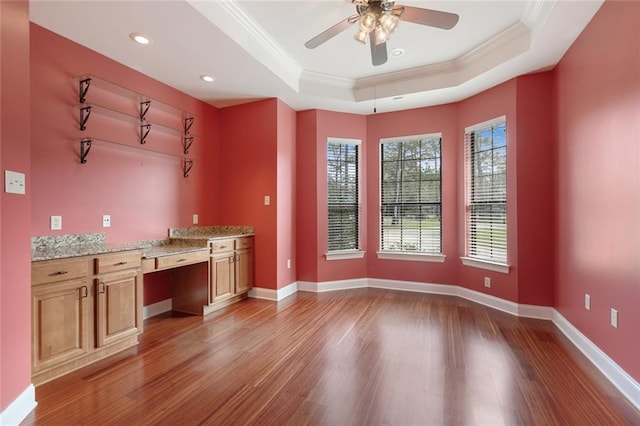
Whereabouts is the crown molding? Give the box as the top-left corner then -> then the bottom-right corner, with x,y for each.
352,21 -> 530,102
187,0 -> 303,92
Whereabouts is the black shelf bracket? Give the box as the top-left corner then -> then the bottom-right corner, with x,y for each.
139,100 -> 151,121
184,116 -> 194,135
140,123 -> 151,144
183,159 -> 194,178
80,138 -> 92,163
79,78 -> 91,103
183,135 -> 194,155
79,105 -> 92,131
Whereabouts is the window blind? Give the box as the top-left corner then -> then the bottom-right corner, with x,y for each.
327,140 -> 359,251
465,118 -> 507,263
380,135 -> 442,254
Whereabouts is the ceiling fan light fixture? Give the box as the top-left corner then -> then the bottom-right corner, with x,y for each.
359,12 -> 377,32
373,26 -> 389,46
380,13 -> 400,33
354,29 -> 369,44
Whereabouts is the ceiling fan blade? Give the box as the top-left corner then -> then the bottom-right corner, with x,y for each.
399,5 -> 459,30
370,34 -> 388,66
305,18 -> 354,49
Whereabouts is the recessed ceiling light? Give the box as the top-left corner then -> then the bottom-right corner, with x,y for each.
129,33 -> 151,45
390,48 -> 405,57
199,75 -> 215,83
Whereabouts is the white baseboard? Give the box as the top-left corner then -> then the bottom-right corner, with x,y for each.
553,311 -> 640,410
368,278 -> 457,295
143,298 -> 172,319
298,278 -> 368,293
249,281 -> 298,301
0,383 -> 36,425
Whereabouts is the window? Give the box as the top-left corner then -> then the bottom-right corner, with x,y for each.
380,134 -> 442,257
327,138 -> 360,254
464,117 -> 508,268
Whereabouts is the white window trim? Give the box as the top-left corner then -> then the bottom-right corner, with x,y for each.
325,250 -> 365,261
377,252 -> 445,263
464,116 -> 508,265
460,256 -> 510,274
379,133 -> 443,255
327,137 -> 362,253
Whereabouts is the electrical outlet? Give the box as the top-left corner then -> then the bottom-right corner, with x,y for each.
264,195 -> 270,206
102,215 -> 111,228
50,215 -> 62,230
484,277 -> 491,288
610,308 -> 618,328
193,214 -> 199,224
585,294 -> 591,310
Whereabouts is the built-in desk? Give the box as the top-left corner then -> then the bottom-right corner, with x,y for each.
141,228 -> 255,316
142,245 -> 209,273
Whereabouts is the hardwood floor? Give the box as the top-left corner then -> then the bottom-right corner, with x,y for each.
23,288 -> 639,425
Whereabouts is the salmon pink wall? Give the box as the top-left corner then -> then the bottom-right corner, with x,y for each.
219,99 -> 278,289
514,73 -> 554,306
296,110 -> 368,283
365,104 -> 459,285
276,100 -> 296,289
295,110 -> 319,282
554,0 -> 640,381
1,0 -> 32,413
457,80 -> 519,302
30,24 -> 220,242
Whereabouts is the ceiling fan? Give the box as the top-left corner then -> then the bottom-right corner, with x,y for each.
305,0 -> 459,66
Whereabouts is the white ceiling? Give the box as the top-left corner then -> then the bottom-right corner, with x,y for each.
29,0 -> 603,115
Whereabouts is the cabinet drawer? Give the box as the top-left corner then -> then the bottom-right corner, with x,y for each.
210,239 -> 234,254
235,237 -> 253,250
32,258 -> 89,286
95,251 -> 141,274
155,250 -> 208,270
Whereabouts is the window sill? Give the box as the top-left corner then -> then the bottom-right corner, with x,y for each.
377,252 -> 446,263
325,250 -> 365,261
460,257 -> 510,274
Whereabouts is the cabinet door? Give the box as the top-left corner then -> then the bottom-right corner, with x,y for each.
32,279 -> 90,373
95,270 -> 142,347
234,248 -> 254,294
210,252 -> 234,303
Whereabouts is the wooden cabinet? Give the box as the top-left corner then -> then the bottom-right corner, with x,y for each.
32,258 -> 90,375
206,237 -> 254,313
210,250 -> 234,303
32,250 -> 143,385
234,237 -> 254,294
94,252 -> 143,347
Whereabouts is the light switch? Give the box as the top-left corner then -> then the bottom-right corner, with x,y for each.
193,214 -> 199,224
5,170 -> 25,195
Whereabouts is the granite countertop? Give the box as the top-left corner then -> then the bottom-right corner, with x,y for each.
141,240 -> 208,258
169,226 -> 254,240
31,226 -> 255,262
